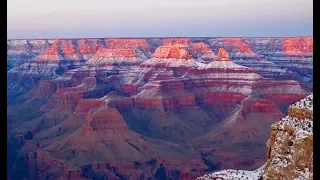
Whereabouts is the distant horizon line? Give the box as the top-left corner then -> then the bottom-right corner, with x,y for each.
7,35 -> 313,41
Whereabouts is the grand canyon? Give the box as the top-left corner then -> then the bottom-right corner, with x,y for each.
7,37 -> 313,180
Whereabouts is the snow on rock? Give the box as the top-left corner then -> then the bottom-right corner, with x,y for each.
242,37 -> 313,83
216,48 -> 231,61
264,93 -> 313,180
196,94 -> 313,180
196,165 -> 264,180
206,61 -> 252,70
208,38 -> 258,58
272,94 -> 313,140
141,45 -> 199,68
85,48 -> 148,66
290,94 -> 313,111
191,42 -> 216,62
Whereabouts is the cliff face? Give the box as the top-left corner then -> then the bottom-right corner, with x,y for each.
7,37 -> 313,180
196,94 -> 313,180
264,94 -> 313,180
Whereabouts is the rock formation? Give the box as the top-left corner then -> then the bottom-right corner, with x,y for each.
7,37 -> 313,180
85,48 -> 148,66
196,94 -> 313,180
264,94 -> 313,179
242,37 -> 313,84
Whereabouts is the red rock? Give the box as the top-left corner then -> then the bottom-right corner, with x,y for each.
82,106 -> 128,131
260,94 -> 308,107
120,84 -> 137,96
134,93 -> 195,110
104,38 -> 152,54
74,99 -> 106,113
102,92 -> 133,111
152,46 -> 192,59
131,76 -> 196,110
241,99 -> 282,114
192,98 -> 285,171
60,40 -> 78,57
242,37 -> 313,82
134,98 -> 163,110
7,40 -> 49,60
190,42 -> 216,61
192,43 -> 212,53
196,92 -> 247,106
162,38 -> 191,46
223,38 -> 254,55
97,48 -> 137,58
209,38 -> 257,59
81,77 -> 97,88
7,37 -> 313,180
140,45 -> 198,70
85,48 -> 147,66
55,88 -> 87,111
34,80 -> 58,97
216,48 -> 230,61
282,37 -> 313,54
76,39 -> 105,59
32,40 -> 64,62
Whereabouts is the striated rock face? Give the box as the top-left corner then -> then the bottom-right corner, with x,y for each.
282,37 -> 313,54
34,104 -> 204,180
242,37 -> 313,84
192,98 -> 285,170
8,39 -> 104,82
208,37 -> 312,82
161,38 -> 191,46
190,42 -> 216,61
7,40 -> 51,70
105,38 -> 151,50
55,88 -> 87,111
74,99 -> 106,114
32,40 -> 85,63
141,45 -> 198,68
209,38 -> 258,58
152,45 -> 192,60
184,49 -> 261,110
76,39 -> 105,60
241,99 -> 283,114
196,94 -> 313,180
102,91 -> 133,111
120,45 -> 199,111
34,80 -> 58,97
85,48 -> 148,66
264,94 -> 313,180
7,37 -> 313,180
216,48 -> 231,61
104,38 -> 154,58
160,38 -> 216,62
82,106 -> 128,131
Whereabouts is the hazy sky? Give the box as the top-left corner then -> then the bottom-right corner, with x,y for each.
8,0 -> 313,39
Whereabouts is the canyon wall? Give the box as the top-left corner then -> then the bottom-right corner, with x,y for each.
7,37 -> 312,180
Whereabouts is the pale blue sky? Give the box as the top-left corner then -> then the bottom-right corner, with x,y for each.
8,0 -> 313,39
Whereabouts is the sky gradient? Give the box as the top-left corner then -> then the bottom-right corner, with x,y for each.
8,0 -> 313,39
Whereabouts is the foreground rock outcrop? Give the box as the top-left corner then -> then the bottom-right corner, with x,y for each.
264,94 -> 313,180
196,94 -> 313,180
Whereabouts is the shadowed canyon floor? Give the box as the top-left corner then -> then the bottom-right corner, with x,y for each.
7,37 -> 312,180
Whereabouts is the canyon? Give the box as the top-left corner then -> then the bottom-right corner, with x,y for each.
7,37 -> 312,180
196,94 -> 313,180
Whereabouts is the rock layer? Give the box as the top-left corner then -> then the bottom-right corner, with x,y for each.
264,94 -> 313,179
7,37 -> 313,180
